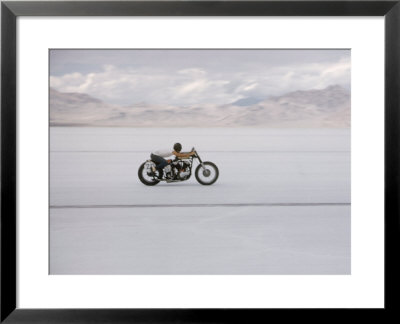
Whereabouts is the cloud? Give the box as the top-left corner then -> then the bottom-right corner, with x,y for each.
50,65 -> 236,105
50,53 -> 350,106
178,68 -> 207,77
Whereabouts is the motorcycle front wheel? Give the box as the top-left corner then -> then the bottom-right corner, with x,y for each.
138,162 -> 160,186
195,161 -> 219,185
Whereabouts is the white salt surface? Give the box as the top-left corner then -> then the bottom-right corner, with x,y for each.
50,127 -> 350,274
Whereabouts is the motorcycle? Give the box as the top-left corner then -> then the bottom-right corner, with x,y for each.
138,148 -> 219,186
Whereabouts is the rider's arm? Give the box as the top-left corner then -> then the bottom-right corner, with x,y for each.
173,150 -> 195,158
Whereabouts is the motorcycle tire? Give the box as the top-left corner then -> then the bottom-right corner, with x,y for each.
138,162 -> 160,186
195,161 -> 219,185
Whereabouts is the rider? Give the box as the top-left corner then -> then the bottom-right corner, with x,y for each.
151,143 -> 195,179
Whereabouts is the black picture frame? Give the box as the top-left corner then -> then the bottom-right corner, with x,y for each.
1,1 -> 399,322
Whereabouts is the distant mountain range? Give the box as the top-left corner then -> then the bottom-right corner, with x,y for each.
50,85 -> 350,128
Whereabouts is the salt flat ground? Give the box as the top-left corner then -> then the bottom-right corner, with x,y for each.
50,127 -> 350,274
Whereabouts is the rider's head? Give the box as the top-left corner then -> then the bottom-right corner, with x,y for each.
173,143 -> 182,152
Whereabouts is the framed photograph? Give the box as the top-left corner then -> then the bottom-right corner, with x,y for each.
1,0 -> 399,322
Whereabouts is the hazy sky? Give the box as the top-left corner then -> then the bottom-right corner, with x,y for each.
50,49 -> 350,106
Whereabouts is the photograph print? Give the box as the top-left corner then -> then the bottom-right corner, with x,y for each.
49,49 -> 350,274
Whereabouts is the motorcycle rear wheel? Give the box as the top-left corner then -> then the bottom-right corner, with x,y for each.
195,161 -> 219,185
138,162 -> 160,186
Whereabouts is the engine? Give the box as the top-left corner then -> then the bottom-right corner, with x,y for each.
171,160 -> 192,180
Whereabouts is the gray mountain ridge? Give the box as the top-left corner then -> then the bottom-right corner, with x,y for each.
50,85 -> 350,128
